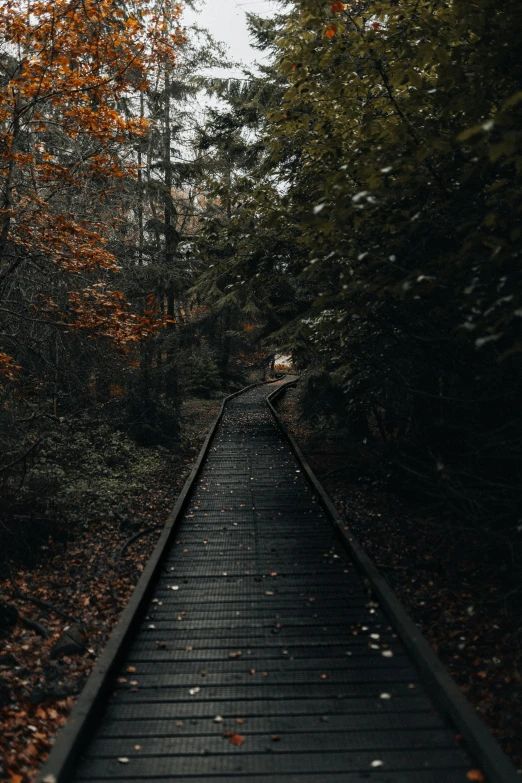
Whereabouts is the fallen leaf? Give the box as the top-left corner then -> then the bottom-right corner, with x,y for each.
466,772 -> 485,782
228,733 -> 245,746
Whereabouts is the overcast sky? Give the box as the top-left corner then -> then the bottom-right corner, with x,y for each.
182,0 -> 277,76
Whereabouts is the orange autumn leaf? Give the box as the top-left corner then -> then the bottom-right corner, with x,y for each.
466,772 -> 485,782
228,733 -> 245,746
0,352 -> 20,381
0,0 -> 185,355
326,25 -> 336,38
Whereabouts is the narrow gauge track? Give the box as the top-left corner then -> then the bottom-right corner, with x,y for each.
39,379 -> 519,783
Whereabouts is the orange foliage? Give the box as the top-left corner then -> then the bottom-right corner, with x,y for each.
325,25 -> 336,38
331,2 -> 345,13
0,352 -> 20,382
0,0 -> 185,349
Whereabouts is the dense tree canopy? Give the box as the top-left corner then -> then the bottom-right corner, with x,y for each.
195,0 -> 522,549
1,0 -> 521,561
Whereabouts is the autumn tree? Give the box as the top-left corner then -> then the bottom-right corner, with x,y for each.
1,0 -> 183,351
0,0 -> 185,547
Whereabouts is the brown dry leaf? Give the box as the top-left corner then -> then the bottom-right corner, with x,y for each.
228,650 -> 242,659
126,666 -> 136,673
235,717 -> 245,724
10,774 -> 23,783
25,741 -> 38,758
228,733 -> 245,746
466,771 -> 485,782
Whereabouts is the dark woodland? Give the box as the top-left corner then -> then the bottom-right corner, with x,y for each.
0,0 -> 521,780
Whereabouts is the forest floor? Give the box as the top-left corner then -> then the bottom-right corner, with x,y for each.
0,396 -> 221,783
276,386 -> 522,775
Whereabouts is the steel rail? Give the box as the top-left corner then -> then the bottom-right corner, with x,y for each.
266,381 -> 520,783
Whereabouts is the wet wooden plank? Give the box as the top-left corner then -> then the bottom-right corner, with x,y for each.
42,381 -> 506,783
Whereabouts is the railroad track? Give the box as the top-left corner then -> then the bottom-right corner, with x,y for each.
39,378 -> 518,783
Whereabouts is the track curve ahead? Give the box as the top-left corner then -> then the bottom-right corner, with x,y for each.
40,380 -> 516,783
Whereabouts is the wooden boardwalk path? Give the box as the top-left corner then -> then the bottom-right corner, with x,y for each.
40,379 -> 518,783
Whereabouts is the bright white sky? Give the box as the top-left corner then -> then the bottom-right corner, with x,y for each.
182,0 -> 277,76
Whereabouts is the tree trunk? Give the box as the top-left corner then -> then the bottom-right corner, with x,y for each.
137,92 -> 144,265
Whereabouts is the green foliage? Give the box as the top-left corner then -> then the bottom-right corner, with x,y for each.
26,422 -> 166,525
195,0 -> 522,543
268,0 -> 522,355
178,343 -> 222,397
